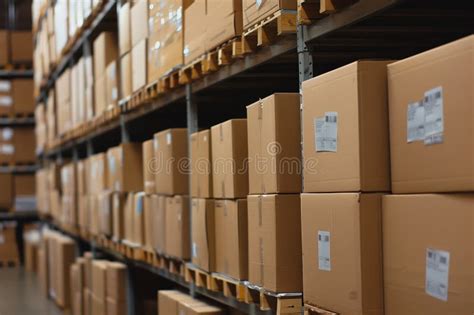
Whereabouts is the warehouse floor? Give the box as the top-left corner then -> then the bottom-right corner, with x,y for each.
0,268 -> 64,315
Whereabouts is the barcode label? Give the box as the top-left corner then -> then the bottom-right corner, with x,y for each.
0,96 -> 12,107
407,101 -> 425,142
318,230 -> 331,271
314,112 -> 338,152
192,242 -> 198,258
426,248 -> 450,301
0,144 -> 14,155
423,86 -> 444,145
0,80 -> 11,92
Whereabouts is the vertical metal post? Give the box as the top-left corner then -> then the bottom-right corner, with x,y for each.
120,114 -> 130,143
126,267 -> 136,315
185,83 -> 197,298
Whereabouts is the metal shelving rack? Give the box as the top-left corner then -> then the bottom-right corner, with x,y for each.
35,0 -> 474,314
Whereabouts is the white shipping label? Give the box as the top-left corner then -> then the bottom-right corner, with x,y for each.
1,128 -> 13,141
166,132 -> 172,145
0,144 -> 14,155
426,248 -> 450,301
314,112 -> 338,152
256,0 -> 263,8
423,87 -> 444,145
192,242 -> 197,258
0,81 -> 11,92
0,96 -> 12,107
407,101 -> 425,142
318,231 -> 331,271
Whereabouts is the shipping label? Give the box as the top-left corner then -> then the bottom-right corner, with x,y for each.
407,101 -> 425,142
318,230 -> 331,271
314,112 -> 338,152
426,248 -> 450,301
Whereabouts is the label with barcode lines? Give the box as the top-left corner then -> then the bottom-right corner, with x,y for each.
426,248 -> 450,301
423,86 -> 444,145
407,101 -> 425,142
318,230 -> 331,271
314,112 -> 338,152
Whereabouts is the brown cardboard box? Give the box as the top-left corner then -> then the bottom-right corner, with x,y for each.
120,53 -> 132,99
13,79 -> 35,114
89,153 -> 109,193
123,192 -> 135,243
191,198 -> 216,272
0,173 -> 12,209
206,0 -> 242,50
190,130 -> 212,198
132,39 -> 147,92
154,128 -> 189,195
13,127 -> 36,163
211,119 -> 248,198
119,2 -> 131,55
0,79 -> 13,116
180,302 -> 223,315
247,93 -> 301,194
301,193 -> 383,315
165,195 -> 190,259
152,194 -> 167,253
92,260 -> 108,302
60,163 -> 77,226
383,194 -> 474,315
99,190 -> 113,236
14,174 -> 36,212
112,192 -> 127,241
130,0 -> 148,47
47,90 -> 57,145
388,35 -> 474,193
184,0 -> 207,64
143,194 -> 155,249
56,236 -> 76,308
0,226 -> 18,261
215,199 -> 248,280
106,262 -> 127,302
93,32 -> 118,79
106,297 -> 127,315
94,74 -> 107,116
56,69 -> 72,135
0,30 -> 7,65
133,192 -> 146,245
105,61 -> 120,109
243,0 -> 296,29
158,290 -> 190,315
38,246 -> 48,296
143,139 -> 155,194
302,61 -> 391,193
92,294 -> 106,315
107,143 -> 143,192
11,31 -> 33,63
247,194 -> 302,292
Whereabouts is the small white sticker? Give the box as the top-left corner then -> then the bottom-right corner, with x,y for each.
1,128 -> 13,141
0,144 -> 14,155
0,96 -> 12,107
0,81 -> 11,92
166,132 -> 172,145
407,101 -> 425,143
426,248 -> 450,301
111,87 -> 118,101
192,242 -> 197,258
315,112 -> 338,152
256,0 -> 263,8
318,231 -> 331,271
423,87 -> 444,145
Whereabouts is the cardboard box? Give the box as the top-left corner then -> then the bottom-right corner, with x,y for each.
154,128 -> 189,195
92,260 -> 108,302
93,32 -> 118,79
133,192 -> 146,245
123,192 -> 135,243
158,290 -> 190,315
0,79 -> 12,116
106,262 -> 127,302
206,0 -> 242,50
383,194 -> 474,314
301,193 -> 383,314
131,39 -> 147,92
0,173 -> 12,209
165,195 -> 190,259
120,53 -> 132,99
112,192 -> 127,241
56,69 -> 72,135
214,199 -> 248,280
60,163 -> 77,226
11,31 -> 33,63
54,0 -> 68,54
302,61 -> 391,193
143,194 -> 155,249
13,127 -> 36,163
56,236 -> 76,308
105,61 -> 120,109
178,298 -> 223,315
184,0 -> 207,64
388,35 -> 474,193
88,153 -> 109,193
14,174 -> 36,212
211,119 -> 248,198
99,190 -> 113,236
0,30 -> 7,65
0,226 -> 18,261
247,194 -> 302,292
152,194 -> 167,253
191,198 -> 216,272
94,74 -> 107,116
119,2 -> 131,55
130,0 -> 148,47
13,79 -> 35,114
143,139 -> 155,194
243,0 -> 296,29
190,130 -> 212,198
92,293 -> 106,315
247,93 -> 301,194
106,298 -> 127,315
107,143 -> 143,192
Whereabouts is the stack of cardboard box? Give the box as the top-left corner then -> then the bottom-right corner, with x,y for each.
384,35 -> 474,314
1,172 -> 36,212
0,78 -> 35,117
246,93 -> 303,293
0,29 -> 33,67
118,2 -> 132,99
301,60 -> 391,314
0,224 -> 20,264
